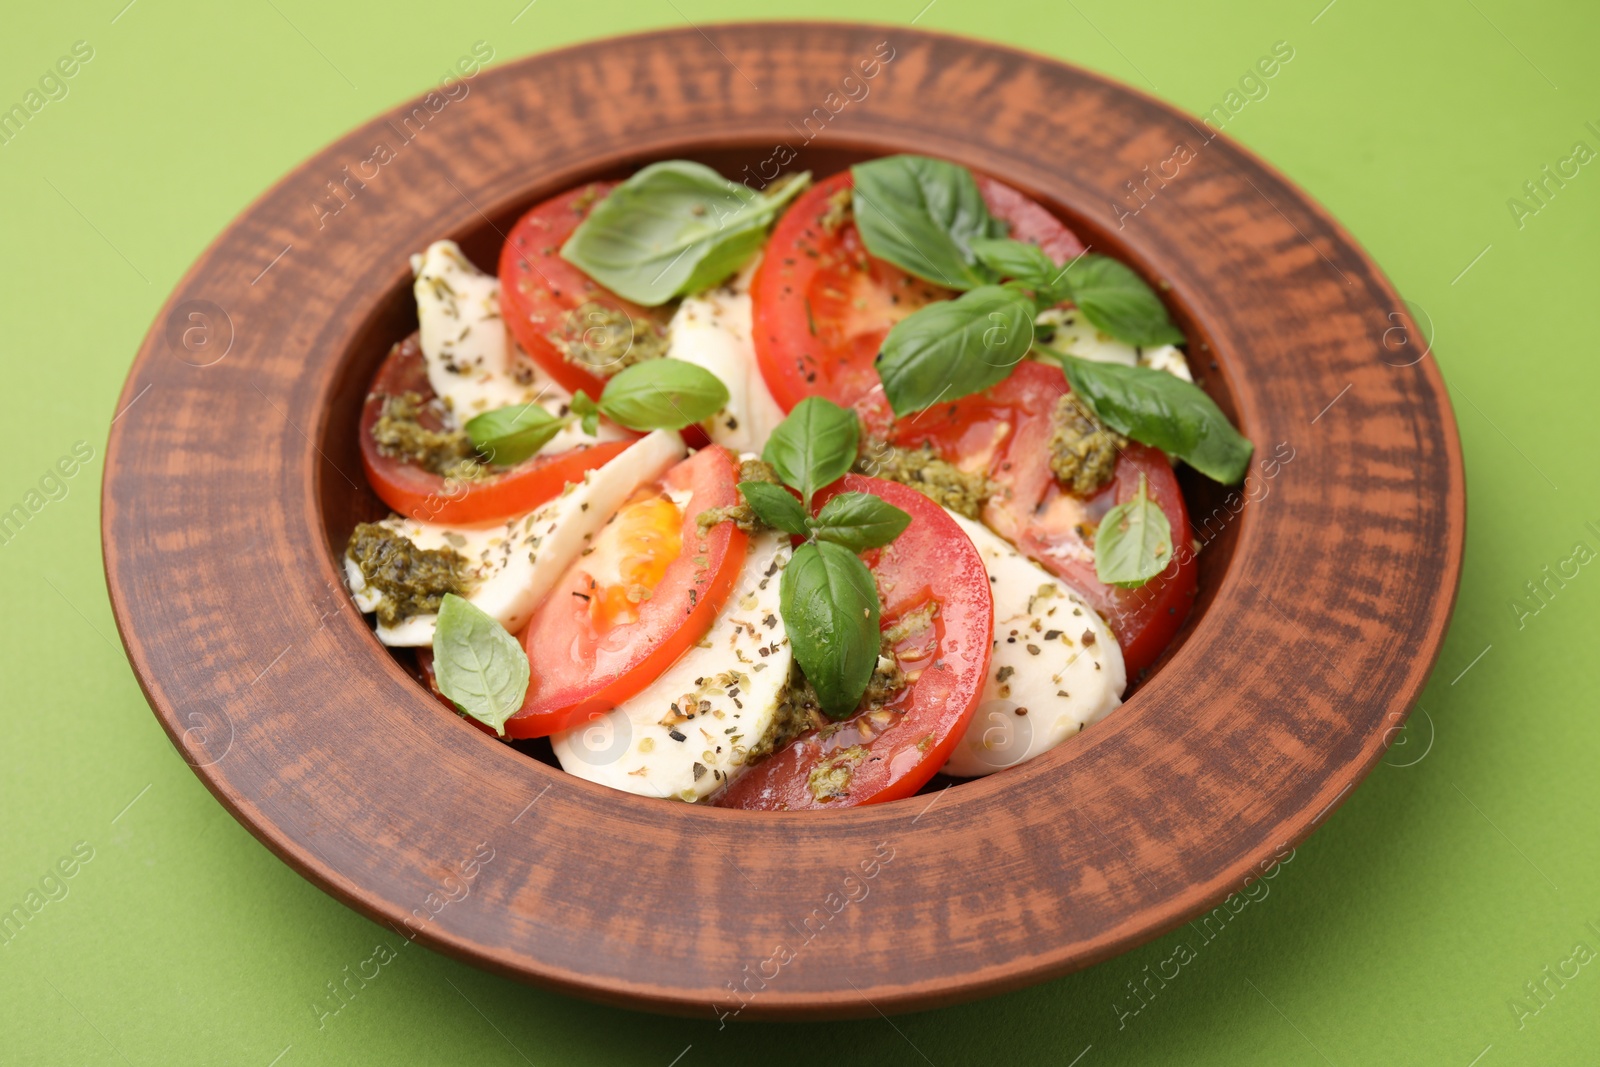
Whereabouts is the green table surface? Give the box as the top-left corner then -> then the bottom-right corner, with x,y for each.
4,0 -> 1596,1063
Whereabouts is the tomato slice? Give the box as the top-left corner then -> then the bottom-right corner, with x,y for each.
506,446 -> 748,738
713,476 -> 992,810
359,333 -> 633,525
888,360 -> 1196,678
751,170 -> 1086,414
498,181 -> 677,399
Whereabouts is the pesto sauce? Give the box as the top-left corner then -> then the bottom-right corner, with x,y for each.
748,611 -> 918,769
695,458 -> 783,535
742,661 -> 825,764
856,443 -> 993,519
346,522 -> 470,627
370,392 -> 483,481
1048,392 -> 1126,497
818,186 -> 853,234
546,301 -> 669,377
807,745 -> 869,802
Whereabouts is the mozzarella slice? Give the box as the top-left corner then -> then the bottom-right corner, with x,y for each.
1035,306 -> 1192,382
344,431 -> 687,646
942,512 -> 1126,777
410,240 -> 624,452
665,256 -> 787,454
552,531 -> 793,802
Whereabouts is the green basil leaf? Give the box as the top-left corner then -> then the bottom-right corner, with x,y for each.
1093,473 -> 1173,588
464,403 -> 568,467
808,492 -> 911,552
850,155 -> 1001,290
570,390 -> 601,436
780,540 -> 881,719
876,286 -> 1035,417
560,161 -> 810,306
431,594 -> 529,737
676,217 -> 773,298
1052,351 -> 1253,484
597,358 -> 730,431
761,396 -> 860,508
1060,254 -> 1186,346
739,481 -> 810,537
970,236 -> 1059,289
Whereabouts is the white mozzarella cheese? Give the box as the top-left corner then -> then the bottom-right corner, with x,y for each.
1035,306 -> 1192,382
344,431 -> 687,646
410,240 -> 624,452
665,256 -> 787,454
552,531 -> 793,802
942,512 -> 1126,777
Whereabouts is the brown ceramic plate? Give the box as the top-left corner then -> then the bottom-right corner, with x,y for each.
102,23 -> 1464,1018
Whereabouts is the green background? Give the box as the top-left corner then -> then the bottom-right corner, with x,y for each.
3,0 -> 1595,1063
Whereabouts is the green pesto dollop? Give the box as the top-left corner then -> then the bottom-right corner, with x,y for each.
742,662 -> 825,765
696,458 -> 783,535
547,301 -> 669,377
856,443 -> 993,519
818,186 -> 853,234
1048,392 -> 1126,497
346,522 -> 470,627
370,392 -> 483,481
807,745 -> 870,803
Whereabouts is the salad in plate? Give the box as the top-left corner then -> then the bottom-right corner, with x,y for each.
342,155 -> 1251,809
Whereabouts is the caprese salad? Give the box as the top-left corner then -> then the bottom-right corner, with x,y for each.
343,155 -> 1251,809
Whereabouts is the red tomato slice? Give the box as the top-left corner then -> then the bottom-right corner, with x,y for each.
498,181 -> 677,399
751,170 -> 1086,414
888,360 -> 1197,678
359,333 -> 632,525
506,446 -> 749,738
713,476 -> 992,810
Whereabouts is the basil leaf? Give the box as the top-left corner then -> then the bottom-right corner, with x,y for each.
970,236 -> 1059,289
808,492 -> 911,552
761,396 -> 859,508
597,358 -> 729,431
464,403 -> 568,467
1060,254 -> 1186,346
876,286 -> 1035,416
739,481 -> 809,537
432,594 -> 529,737
560,161 -> 810,306
850,155 -> 1002,290
570,390 -> 600,436
1052,351 -> 1253,484
781,540 -> 882,719
1093,473 -> 1173,588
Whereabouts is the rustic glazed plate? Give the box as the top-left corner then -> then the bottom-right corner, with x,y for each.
102,23 -> 1464,1018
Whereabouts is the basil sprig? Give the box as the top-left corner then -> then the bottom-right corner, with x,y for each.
731,398 -> 910,718
432,594 -> 529,736
468,358 -> 729,463
1044,348 -> 1253,485
874,246 -> 1186,417
852,155 -> 1188,419
1093,473 -> 1173,588
560,161 -> 811,306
